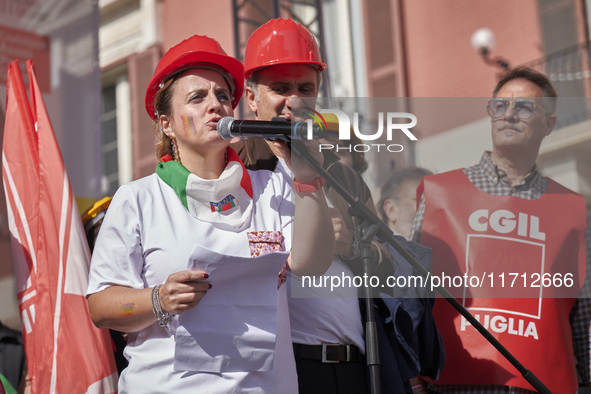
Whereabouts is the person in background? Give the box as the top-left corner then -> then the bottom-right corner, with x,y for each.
86,34 -> 334,393
378,167 -> 432,239
411,66 -> 590,393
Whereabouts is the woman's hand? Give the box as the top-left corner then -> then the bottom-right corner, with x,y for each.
159,271 -> 211,315
88,271 -> 211,333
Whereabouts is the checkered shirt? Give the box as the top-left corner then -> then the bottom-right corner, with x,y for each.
411,151 -> 591,393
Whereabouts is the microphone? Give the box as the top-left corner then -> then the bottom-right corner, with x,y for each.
217,117 -> 325,141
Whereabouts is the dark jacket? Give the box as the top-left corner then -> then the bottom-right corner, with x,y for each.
370,237 -> 445,393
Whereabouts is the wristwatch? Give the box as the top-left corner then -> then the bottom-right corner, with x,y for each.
292,176 -> 325,193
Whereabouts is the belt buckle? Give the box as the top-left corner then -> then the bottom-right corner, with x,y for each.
322,343 -> 349,363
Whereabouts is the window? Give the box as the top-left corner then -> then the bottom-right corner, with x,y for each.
101,83 -> 119,196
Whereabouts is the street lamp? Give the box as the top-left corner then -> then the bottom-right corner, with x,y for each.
471,28 -> 510,71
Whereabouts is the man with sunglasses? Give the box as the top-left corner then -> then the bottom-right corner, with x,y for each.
411,66 -> 590,393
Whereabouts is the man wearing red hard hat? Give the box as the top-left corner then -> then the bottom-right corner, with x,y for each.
232,18 -> 403,394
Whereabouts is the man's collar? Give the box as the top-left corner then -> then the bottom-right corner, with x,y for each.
481,151 -> 540,187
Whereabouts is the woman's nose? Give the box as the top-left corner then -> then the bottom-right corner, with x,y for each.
208,96 -> 222,113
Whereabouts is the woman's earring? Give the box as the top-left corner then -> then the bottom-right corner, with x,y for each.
171,137 -> 181,163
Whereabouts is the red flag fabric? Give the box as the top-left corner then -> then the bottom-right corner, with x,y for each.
2,60 -> 118,393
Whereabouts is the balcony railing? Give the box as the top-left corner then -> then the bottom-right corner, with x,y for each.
524,43 -> 591,129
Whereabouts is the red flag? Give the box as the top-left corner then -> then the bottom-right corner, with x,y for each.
2,60 -> 118,393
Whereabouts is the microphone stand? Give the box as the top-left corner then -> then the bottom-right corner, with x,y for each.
357,221 -> 381,394
288,139 -> 551,394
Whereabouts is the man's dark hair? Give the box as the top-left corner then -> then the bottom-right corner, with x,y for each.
378,167 -> 433,223
493,66 -> 558,114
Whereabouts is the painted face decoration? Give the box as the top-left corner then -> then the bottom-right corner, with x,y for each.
182,115 -> 198,137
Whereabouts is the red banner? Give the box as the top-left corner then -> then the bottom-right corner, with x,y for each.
2,60 -> 117,393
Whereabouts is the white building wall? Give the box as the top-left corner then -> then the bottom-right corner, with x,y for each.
99,0 -> 158,68
322,0 -> 356,98
415,117 -> 492,174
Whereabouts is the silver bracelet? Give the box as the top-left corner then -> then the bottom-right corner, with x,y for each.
151,284 -> 174,327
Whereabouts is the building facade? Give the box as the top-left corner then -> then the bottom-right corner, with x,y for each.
0,0 -> 589,334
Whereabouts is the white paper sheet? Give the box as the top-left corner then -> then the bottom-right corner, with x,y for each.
174,244 -> 289,373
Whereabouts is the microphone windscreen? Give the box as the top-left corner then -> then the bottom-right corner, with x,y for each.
217,117 -> 235,140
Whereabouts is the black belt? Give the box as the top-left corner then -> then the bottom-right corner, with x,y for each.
293,343 -> 362,363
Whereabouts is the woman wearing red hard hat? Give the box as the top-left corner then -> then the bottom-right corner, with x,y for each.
87,34 -> 334,393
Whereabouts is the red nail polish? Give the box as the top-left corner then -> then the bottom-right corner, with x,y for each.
203,274 -> 209,279
208,284 -> 213,289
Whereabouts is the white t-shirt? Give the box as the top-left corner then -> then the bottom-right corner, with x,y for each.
275,159 -> 365,352
87,168 -> 298,394
288,258 -> 365,352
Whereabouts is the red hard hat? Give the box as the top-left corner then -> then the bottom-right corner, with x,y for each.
145,35 -> 244,120
243,18 -> 326,78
